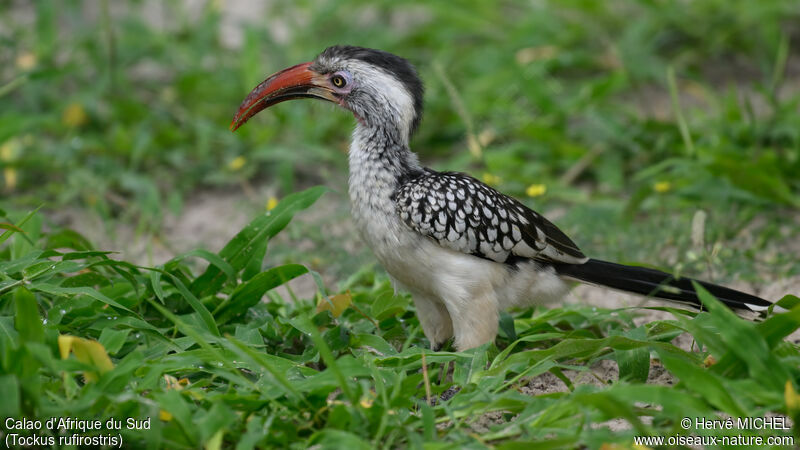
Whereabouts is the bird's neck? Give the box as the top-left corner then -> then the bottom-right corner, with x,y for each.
348,122 -> 423,213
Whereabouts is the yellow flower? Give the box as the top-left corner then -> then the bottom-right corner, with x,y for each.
316,292 -> 352,318
482,172 -> 501,185
786,380 -> 800,412
2,139 -> 21,191
15,52 -> 37,70
62,103 -> 88,127
57,335 -> 114,382
163,374 -> 188,390
526,184 -> 547,197
228,156 -> 246,171
653,181 -> 672,194
1,139 -> 20,160
266,196 -> 278,211
3,168 -> 17,190
159,410 -> 173,422
653,181 -> 671,193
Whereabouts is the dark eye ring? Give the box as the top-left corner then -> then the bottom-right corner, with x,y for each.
331,74 -> 347,88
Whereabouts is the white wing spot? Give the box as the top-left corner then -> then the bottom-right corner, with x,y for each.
447,228 -> 459,242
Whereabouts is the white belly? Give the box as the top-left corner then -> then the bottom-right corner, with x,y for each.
351,197 -> 569,310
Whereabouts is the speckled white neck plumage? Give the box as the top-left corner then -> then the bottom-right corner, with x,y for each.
348,123 -> 419,209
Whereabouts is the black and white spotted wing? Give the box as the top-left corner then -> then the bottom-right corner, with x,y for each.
395,171 -> 588,264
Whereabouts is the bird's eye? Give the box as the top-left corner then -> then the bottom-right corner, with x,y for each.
331,74 -> 347,88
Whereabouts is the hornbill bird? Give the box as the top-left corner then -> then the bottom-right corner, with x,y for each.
231,45 -> 774,351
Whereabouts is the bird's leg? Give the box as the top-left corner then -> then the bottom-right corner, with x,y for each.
442,288 -> 499,351
411,293 -> 454,351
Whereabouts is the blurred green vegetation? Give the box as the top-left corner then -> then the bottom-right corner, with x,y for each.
2,1 -> 799,278
4,0 -> 800,211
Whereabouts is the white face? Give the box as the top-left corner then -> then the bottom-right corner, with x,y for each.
314,57 -> 417,144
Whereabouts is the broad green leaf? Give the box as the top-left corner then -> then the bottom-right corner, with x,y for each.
215,264 -> 308,324
61,250 -> 114,261
370,289 -> 407,321
420,402 -> 435,440
190,186 -> 326,297
224,336 -> 310,405
31,283 -> 135,314
150,270 -> 166,302
150,269 -> 220,337
572,386 -> 651,435
0,374 -> 20,417
242,239 -> 267,282
0,316 -> 19,346
236,414 -> 272,450
11,208 -> 41,257
154,389 -> 197,447
350,333 -> 398,356
94,349 -> 143,394
757,302 -> 800,347
307,429 -> 372,450
573,383 -> 710,427
614,326 -> 649,383
0,250 -> 44,275
145,299 -> 251,388
498,311 -> 517,341
488,334 -> 695,379
167,249 -> 236,281
99,328 -> 131,355
694,283 -> 788,390
44,228 -> 94,251
205,430 -> 223,450
14,287 -> 44,343
197,402 -> 236,445
233,325 -> 263,347
713,302 -> 800,378
498,438 -> 579,450
60,271 -> 110,288
0,205 -> 41,246
453,345 -> 489,385
23,259 -> 83,278
774,294 -> 800,312
657,349 -> 746,416
294,314 -> 357,402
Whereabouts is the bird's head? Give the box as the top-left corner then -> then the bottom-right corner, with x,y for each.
230,45 -> 424,144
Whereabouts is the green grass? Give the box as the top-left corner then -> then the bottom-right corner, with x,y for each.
2,0 -> 800,448
1,194 -> 799,448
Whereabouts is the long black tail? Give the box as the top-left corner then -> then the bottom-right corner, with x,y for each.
554,258 -> 772,312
